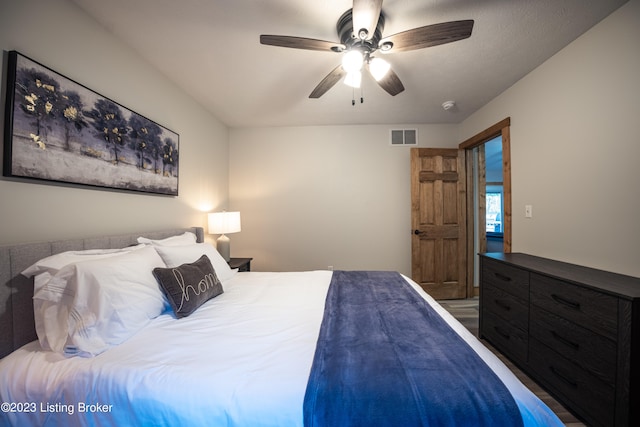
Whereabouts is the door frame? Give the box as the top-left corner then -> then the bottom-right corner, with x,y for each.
459,117 -> 512,297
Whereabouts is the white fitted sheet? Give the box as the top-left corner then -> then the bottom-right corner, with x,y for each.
0,271 -> 562,427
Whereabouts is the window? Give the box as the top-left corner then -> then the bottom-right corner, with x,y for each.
486,192 -> 502,233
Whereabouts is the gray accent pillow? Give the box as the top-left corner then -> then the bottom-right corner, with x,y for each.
153,255 -> 223,318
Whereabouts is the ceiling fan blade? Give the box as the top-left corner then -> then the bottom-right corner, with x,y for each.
309,65 -> 346,98
260,35 -> 345,52
379,20 -> 474,53
366,63 -> 404,96
352,0 -> 383,40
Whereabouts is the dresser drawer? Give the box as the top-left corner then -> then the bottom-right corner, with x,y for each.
530,305 -> 616,385
481,309 -> 528,364
482,285 -> 528,332
530,273 -> 618,340
529,338 -> 615,427
481,258 -> 529,300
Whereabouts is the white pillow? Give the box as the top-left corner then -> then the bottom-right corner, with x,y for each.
22,245 -> 146,278
33,246 -> 167,357
137,231 -> 197,246
153,243 -> 236,282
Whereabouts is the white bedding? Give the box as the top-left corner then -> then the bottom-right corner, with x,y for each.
0,271 -> 562,427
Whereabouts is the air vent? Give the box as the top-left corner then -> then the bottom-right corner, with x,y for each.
390,129 -> 417,146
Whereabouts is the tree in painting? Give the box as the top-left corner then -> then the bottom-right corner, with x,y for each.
161,137 -> 179,177
58,90 -> 88,151
128,115 -> 162,171
87,99 -> 128,164
15,67 -> 60,148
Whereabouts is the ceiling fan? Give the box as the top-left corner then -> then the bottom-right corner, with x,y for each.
260,0 -> 474,100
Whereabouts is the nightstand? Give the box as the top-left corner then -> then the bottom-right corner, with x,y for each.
228,257 -> 253,272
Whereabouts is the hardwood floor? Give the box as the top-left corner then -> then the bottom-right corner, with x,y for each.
438,297 -> 585,426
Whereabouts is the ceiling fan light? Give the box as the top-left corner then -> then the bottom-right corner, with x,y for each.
369,57 -> 390,81
344,71 -> 362,88
342,50 -> 363,73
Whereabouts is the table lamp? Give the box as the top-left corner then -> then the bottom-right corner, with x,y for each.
208,211 -> 241,261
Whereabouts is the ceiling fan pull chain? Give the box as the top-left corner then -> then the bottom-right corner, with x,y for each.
361,86 -> 364,104
352,87 -> 356,106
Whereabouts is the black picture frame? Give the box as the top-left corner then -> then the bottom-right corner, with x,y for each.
3,51 -> 179,196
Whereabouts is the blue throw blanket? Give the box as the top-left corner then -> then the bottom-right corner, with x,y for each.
303,271 -> 524,427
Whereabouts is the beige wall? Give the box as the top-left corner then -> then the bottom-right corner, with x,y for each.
229,125 -> 458,274
0,0 -> 229,245
460,0 -> 640,277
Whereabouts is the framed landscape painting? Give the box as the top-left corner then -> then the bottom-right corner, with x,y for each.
3,51 -> 179,196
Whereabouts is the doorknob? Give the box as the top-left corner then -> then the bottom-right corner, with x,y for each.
413,229 -> 423,235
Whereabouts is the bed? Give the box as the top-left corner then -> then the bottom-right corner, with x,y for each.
0,227 -> 563,426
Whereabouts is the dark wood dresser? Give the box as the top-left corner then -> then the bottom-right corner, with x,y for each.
479,253 -> 640,427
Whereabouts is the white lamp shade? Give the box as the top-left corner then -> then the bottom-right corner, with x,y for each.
342,50 -> 363,73
208,211 -> 241,235
343,71 -> 362,88
369,57 -> 390,81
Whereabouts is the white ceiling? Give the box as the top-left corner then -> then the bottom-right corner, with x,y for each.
69,0 -> 627,128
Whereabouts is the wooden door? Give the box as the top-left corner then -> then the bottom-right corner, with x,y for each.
411,148 -> 467,299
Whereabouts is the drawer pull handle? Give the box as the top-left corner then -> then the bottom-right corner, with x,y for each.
549,366 -> 578,389
494,326 -> 510,340
551,294 -> 581,310
551,331 -> 580,350
494,299 -> 511,311
494,273 -> 512,282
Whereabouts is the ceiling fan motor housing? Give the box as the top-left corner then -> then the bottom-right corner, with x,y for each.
335,9 -> 386,55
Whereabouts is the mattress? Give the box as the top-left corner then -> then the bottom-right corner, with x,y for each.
0,271 -> 562,426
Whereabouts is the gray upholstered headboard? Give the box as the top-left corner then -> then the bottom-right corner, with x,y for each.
0,227 -> 205,359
